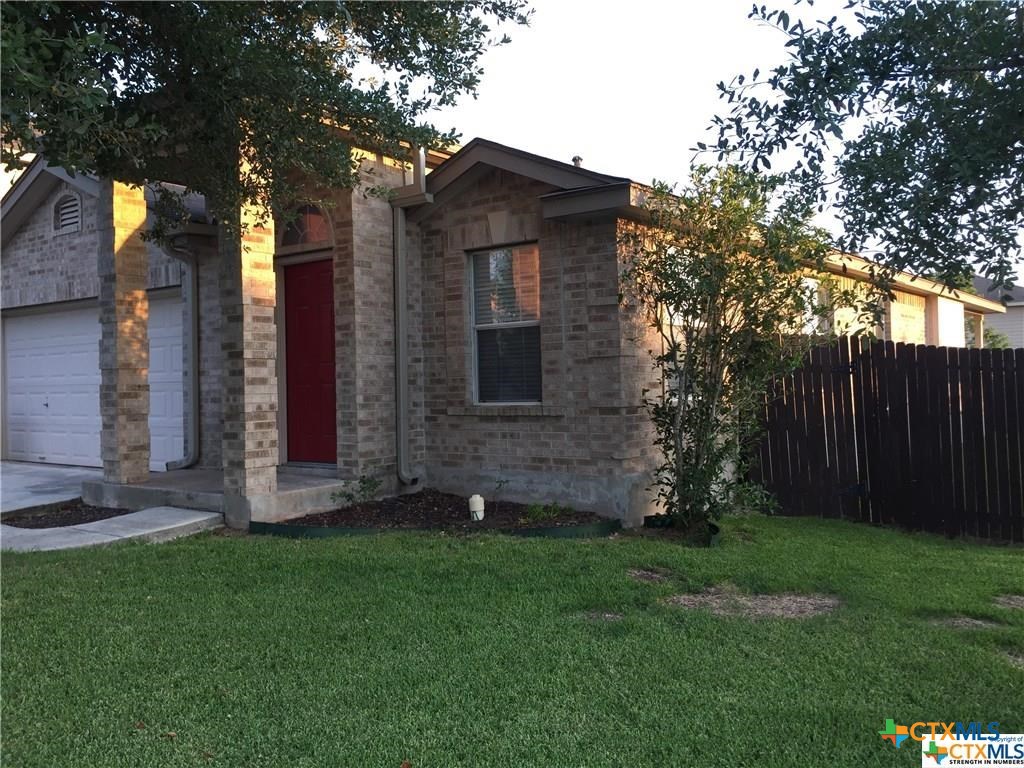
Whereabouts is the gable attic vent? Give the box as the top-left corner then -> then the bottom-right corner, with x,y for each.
53,194 -> 81,235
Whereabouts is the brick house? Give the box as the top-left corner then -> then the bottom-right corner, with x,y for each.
0,139 -> 1006,527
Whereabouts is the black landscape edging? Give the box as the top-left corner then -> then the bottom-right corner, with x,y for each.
248,518 -> 621,539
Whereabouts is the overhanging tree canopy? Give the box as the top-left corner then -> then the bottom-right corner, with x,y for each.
1,1 -> 530,222
709,0 -> 1023,291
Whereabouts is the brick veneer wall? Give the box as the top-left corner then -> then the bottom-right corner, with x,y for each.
350,171 -> 402,480
326,156 -> 405,486
615,220 -> 663,476
404,219 -> 427,472
328,186 -> 359,476
412,166 -> 659,522
96,181 -> 151,483
2,181 -> 181,309
219,206 -> 279,526
182,237 -> 223,469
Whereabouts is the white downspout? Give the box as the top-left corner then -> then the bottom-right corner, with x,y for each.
393,205 -> 417,486
392,145 -> 433,486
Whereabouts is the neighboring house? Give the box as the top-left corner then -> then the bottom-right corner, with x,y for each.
816,254 -> 1005,347
972,275 -> 1024,348
0,140 -> 1006,527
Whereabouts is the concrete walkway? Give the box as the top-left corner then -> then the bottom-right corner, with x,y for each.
1,461 -> 101,512
1,506 -> 223,552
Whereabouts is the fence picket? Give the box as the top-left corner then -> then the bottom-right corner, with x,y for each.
1009,350 -> 1024,542
956,348 -> 978,537
758,337 -> 1022,542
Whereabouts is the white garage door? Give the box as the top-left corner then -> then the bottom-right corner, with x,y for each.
4,305 -> 101,466
3,295 -> 184,470
147,298 -> 185,470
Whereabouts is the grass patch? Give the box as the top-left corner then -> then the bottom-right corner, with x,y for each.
2,516 -> 1022,767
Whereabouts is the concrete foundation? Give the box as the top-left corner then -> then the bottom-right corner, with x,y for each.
82,467 -> 349,526
82,466 -> 658,528
426,466 -> 657,528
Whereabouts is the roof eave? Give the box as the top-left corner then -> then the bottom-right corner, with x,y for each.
825,254 -> 1006,314
2,159 -> 57,247
539,182 -> 649,221
425,138 -> 629,199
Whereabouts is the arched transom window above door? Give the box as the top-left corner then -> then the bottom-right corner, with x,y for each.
277,204 -> 332,252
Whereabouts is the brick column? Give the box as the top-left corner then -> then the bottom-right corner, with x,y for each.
98,180 -> 151,484
219,204 -> 278,528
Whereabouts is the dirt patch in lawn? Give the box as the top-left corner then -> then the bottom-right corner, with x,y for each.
665,585 -> 840,619
628,567 -> 672,583
1,498 -> 132,529
1002,651 -> 1024,669
995,595 -> 1024,611
288,488 -> 605,531
932,616 -> 1003,630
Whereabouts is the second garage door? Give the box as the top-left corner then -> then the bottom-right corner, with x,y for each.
4,295 -> 185,469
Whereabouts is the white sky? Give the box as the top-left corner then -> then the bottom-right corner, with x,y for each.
433,0 -> 805,184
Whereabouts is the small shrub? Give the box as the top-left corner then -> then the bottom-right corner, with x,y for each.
523,503 -> 573,522
331,474 -> 382,507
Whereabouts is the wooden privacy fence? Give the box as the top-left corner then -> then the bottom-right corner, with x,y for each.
754,337 -> 1023,541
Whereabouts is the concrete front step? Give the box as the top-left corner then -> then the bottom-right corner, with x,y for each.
0,506 -> 222,552
81,469 -> 351,525
82,478 -> 224,513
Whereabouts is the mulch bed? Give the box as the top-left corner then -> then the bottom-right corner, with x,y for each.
1,498 -> 133,529
288,488 -> 605,531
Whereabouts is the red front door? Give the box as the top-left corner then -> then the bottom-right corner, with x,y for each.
284,259 -> 337,463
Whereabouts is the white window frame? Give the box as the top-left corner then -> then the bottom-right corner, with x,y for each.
470,244 -> 542,405
801,276 -> 831,335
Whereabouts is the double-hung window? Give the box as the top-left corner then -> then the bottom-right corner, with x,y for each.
472,245 -> 542,403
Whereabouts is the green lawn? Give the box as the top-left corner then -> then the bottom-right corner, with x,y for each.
2,516 -> 1022,767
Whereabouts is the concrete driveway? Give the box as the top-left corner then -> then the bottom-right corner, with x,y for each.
1,462 -> 101,513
